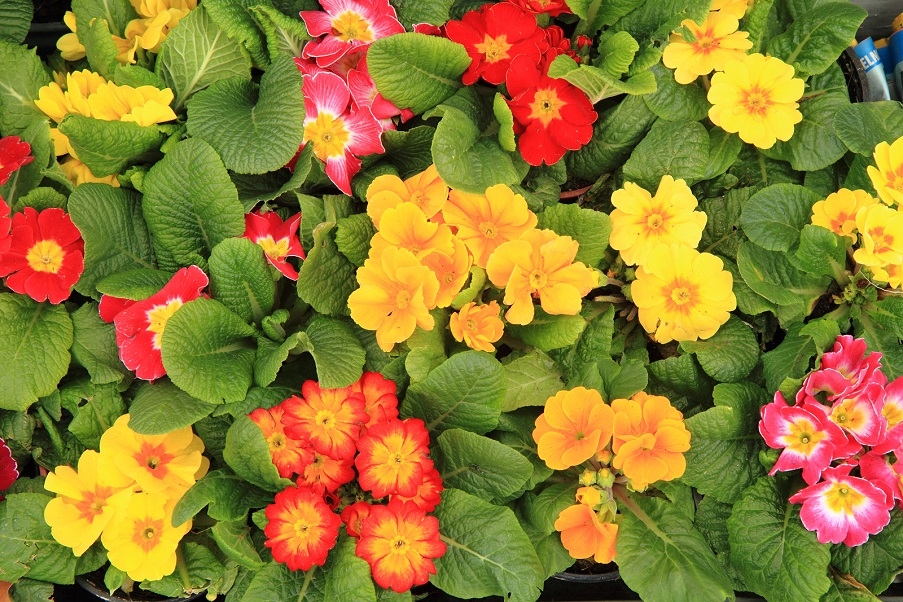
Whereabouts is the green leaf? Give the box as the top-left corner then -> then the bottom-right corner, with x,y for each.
68,184 -> 156,298
643,62 -> 708,122
598,31 -> 640,77
436,429 -> 533,504
172,469 -> 272,525
70,303 -> 128,385
96,268 -> 173,300
12,188 -> 67,213
857,313 -> 903,380
821,573 -> 882,602
74,13 -> 119,79
506,311 -> 587,353
240,562 -> 325,602
762,322 -> 820,393
296,221 -> 358,316
0,42 -> 52,135
71,0 -> 137,37
693,496 -> 746,591
598,358 -> 648,401
128,380 -> 218,435
501,350 -> 564,412
203,0 -> 269,67
0,0 -> 32,44
431,488 -> 545,602
400,351 -> 505,435
250,5 -> 311,62
187,55 -> 304,174
211,520 -> 266,570
209,238 -> 276,324
492,92 -> 516,153
616,495 -> 733,602
728,477 -> 832,602
547,54 -> 657,104
323,535 -> 376,602
254,333 -> 302,387
834,101 -> 903,156
301,315 -> 366,388
766,94 -> 849,172
155,5 -> 253,110
610,0 -> 710,42
679,316 -> 759,382
391,0 -> 455,27
9,578 -> 55,602
682,383 -> 767,503
59,115 -> 166,177
381,126 -> 436,179
647,353 -> 713,412
767,2 -> 867,78
737,242 -> 830,308
622,120 -> 710,191
518,482 -> 579,534
792,224 -> 847,279
66,382 -> 125,450
0,493 -> 77,584
0,295 -> 73,412
537,203 -> 611,268
335,214 -> 377,267
224,415 -> 294,493
368,33 -> 469,115
703,129 -> 743,181
830,509 -> 903,595
161,298 -> 257,404
143,138 -> 245,269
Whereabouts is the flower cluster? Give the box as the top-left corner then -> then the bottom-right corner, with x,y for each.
759,335 -> 903,546
44,415 -> 207,581
251,372 -> 446,593
533,387 -> 691,563
609,174 -> 736,343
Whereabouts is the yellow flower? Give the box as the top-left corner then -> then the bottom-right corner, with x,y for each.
367,174 -> 409,229
872,262 -> 903,289
711,0 -> 751,19
486,229 -> 598,325
662,11 -> 752,84
88,83 -> 177,126
101,492 -> 191,582
449,301 -> 504,353
43,450 -> 134,556
707,53 -> 804,149
60,156 -> 121,188
366,165 -> 449,228
368,202 -> 455,260
852,203 -> 903,267
609,175 -> 707,266
348,246 -> 440,352
442,184 -> 538,268
867,137 -> 903,206
811,188 -> 878,239
419,236 -> 472,308
35,82 -> 78,124
66,70 -> 108,117
57,12 -> 87,61
631,244 -> 736,343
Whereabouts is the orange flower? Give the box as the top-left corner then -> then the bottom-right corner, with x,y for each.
281,380 -> 368,461
554,504 -> 617,563
356,500 -> 446,593
366,165 -> 448,228
419,236 -> 473,308
391,465 -> 444,513
449,301 -> 504,353
442,184 -> 537,268
295,452 -> 356,493
811,188 -> 877,239
533,387 -> 615,470
355,418 -> 432,498
369,202 -> 455,260
249,404 -> 313,479
264,485 -> 342,571
350,371 -> 400,431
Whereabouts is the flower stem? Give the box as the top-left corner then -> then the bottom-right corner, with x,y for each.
35,406 -> 64,458
611,485 -> 670,541
297,567 -> 316,602
176,544 -> 191,592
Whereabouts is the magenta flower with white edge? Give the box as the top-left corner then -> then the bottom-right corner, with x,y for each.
859,450 -> 903,507
301,71 -> 385,196
300,0 -> 405,68
789,464 -> 893,547
826,382 -> 887,447
805,335 -> 886,401
873,377 -> 903,454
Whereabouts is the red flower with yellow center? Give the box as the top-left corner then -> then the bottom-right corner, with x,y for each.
243,210 -> 305,280
295,451 -> 356,493
0,207 -> 84,304
391,465 -> 444,513
341,500 -> 372,537
356,418 -> 432,498
507,0 -> 571,17
0,197 -> 12,257
264,485 -> 342,571
250,404 -> 313,479
282,380 -> 369,460
350,371 -> 400,431
0,135 -> 34,186
356,500 -> 446,593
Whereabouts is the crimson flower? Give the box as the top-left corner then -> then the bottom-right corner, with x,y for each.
506,0 -> 572,17
0,437 -> 17,499
505,54 -> 597,166
0,136 -> 34,186
301,0 -> 404,67
0,196 -> 12,255
98,294 -> 136,323
264,485 -> 342,571
0,207 -> 84,304
243,210 -> 306,280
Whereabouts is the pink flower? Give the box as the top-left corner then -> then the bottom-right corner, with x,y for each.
300,0 -> 404,68
0,437 -> 17,500
874,377 -> 903,454
243,210 -> 306,280
347,56 -> 414,128
805,335 -> 886,401
789,464 -> 893,546
859,450 -> 903,507
826,382 -> 887,447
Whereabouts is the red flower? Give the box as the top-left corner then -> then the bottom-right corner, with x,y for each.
265,485 -> 342,571
506,0 -> 572,17
543,25 -> 579,63
250,404 -> 314,479
505,54 -> 597,166
355,418 -> 432,498
0,437 -> 18,499
0,136 -> 34,186
0,196 -> 12,255
356,499 -> 446,593
350,371 -> 400,431
295,452 -> 356,493
392,465 -> 443,512
282,380 -> 369,460
0,207 -> 84,304
301,0 -> 404,68
445,3 -> 545,86
113,265 -> 209,381
98,294 -> 136,323
243,210 -> 306,280
341,500 -> 372,537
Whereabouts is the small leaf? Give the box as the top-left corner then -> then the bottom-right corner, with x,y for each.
297,221 -> 358,317
209,237 -> 276,324
547,54 -> 657,104
172,468 -> 272,525
323,535 -> 377,602
223,415 -> 294,493
70,303 -> 128,386
506,311 -> 587,353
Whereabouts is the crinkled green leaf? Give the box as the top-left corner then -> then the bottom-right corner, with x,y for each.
494,411 -> 553,491
834,101 -> 903,156
95,268 -> 173,300
437,429 -> 533,504
391,0 -> 455,27
693,496 -> 746,591
502,350 -> 564,411
492,92 -> 516,153
323,535 -> 376,602
792,224 -> 847,279
129,379 -> 218,435
64,381 -> 124,450
254,332 -> 303,388
12,188 -> 67,213
622,119 -> 709,190
70,303 -> 128,386
703,129 -> 743,181
821,573 -> 882,602
0,493 -> 77,584
296,220 -> 357,316
381,126 -> 436,179
548,54 -> 656,104
74,13 -> 119,79
611,0 -> 710,42
211,519 -> 266,570
71,0 -> 137,37
203,0 -> 269,67
250,5 -> 311,62
598,357 -> 647,401
9,577 -> 55,602
598,31 -> 640,77
224,415 -> 294,493
857,312 -> 903,381
0,0 -> 32,44
830,509 -> 903,595
0,42 -> 51,135
300,315 -> 366,388
240,562 -> 325,602
507,311 -> 587,353
59,115 -> 166,177
737,242 -> 830,308
537,202 -> 611,268
335,213 -> 377,267
647,353 -> 713,412
140,540 -> 228,598
643,62 -> 708,122
209,237 -> 275,324
762,321 -> 822,393
173,469 -> 272,525
679,316 -> 759,382
765,94 -> 849,172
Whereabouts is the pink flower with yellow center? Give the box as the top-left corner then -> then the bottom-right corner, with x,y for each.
860,450 -> 903,507
662,11 -> 752,84
853,203 -> 903,267
810,188 -> 878,240
449,301 -> 505,353
420,236 -> 472,308
804,335 -> 886,401
789,464 -> 893,547
243,210 -> 305,280
301,0 -> 404,68
827,383 -> 887,447
366,165 -> 449,228
533,387 -> 615,471
867,136 -> 903,206
873,377 -> 903,454
369,202 -> 456,260
347,56 -> 413,129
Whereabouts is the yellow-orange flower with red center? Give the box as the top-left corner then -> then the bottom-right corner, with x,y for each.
249,404 -> 313,479
707,53 -> 804,149
355,418 -> 432,498
264,485 -> 342,571
662,11 -> 752,84
609,175 -> 707,266
533,387 -> 615,470
811,188 -> 878,239
631,243 -> 736,343
366,165 -> 449,228
369,202 -> 455,260
442,184 -> 538,268
554,504 -> 617,563
44,450 -> 134,556
852,203 -> 903,267
486,229 -> 599,325
449,301 -> 504,353
281,380 -> 368,461
867,136 -> 903,206
350,371 -> 400,431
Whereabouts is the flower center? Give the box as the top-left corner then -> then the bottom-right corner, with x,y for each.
409,190 -> 427,207
870,227 -> 893,254
694,34 -> 717,52
475,34 -> 511,63
304,112 -> 350,161
646,214 -> 664,230
146,298 -> 184,350
670,287 -> 692,305
741,86 -> 773,116
131,518 -> 164,552
332,11 -> 373,43
294,520 -> 311,536
478,221 -> 498,238
465,318 -> 477,332
268,432 -> 286,451
315,410 -> 336,429
257,235 -> 291,261
75,487 -> 112,521
25,239 -> 65,274
396,290 -> 411,309
883,403 -> 903,429
529,88 -> 565,127
529,269 -> 548,290
391,536 -> 409,554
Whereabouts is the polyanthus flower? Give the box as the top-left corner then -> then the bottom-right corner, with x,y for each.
356,418 -> 432,498
555,504 -> 617,563
392,465 -> 443,512
350,371 -> 400,430
347,56 -> 413,127
0,136 -> 34,186
873,377 -> 903,454
859,450 -> 903,504
662,12 -> 752,84
804,335 -> 885,401
302,71 -> 384,195
348,245 -> 440,352
243,210 -> 305,280
300,0 -> 404,67
265,485 -> 342,571
609,176 -> 707,266
296,451 -> 356,493
852,203 -> 903,267
507,0 -> 571,16
419,236 -> 472,308
43,450 -> 133,556
872,262 -> 903,289
341,500 -> 372,538
711,0 -> 750,19
101,492 -> 192,582
789,464 -> 892,547
487,229 -> 599,326
282,380 -> 368,460
810,188 -> 878,239
449,301 -> 505,353
369,202 -> 456,260
356,500 -> 446,593
631,244 -> 736,343
0,207 -> 84,304
445,2 -> 545,86
113,265 -> 208,381
34,70 -> 106,123
533,387 -> 615,471
506,54 -> 597,166
87,83 -> 178,126
442,184 -> 537,268
59,156 -> 121,188
0,197 -> 11,256
250,404 -> 313,479
57,12 -> 86,61
827,383 -> 887,446
0,438 -> 16,498
707,53 -> 804,149
121,0 -> 197,56
867,136 -> 903,206
366,165 -> 448,228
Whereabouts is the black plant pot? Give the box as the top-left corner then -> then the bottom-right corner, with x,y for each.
75,573 -> 205,602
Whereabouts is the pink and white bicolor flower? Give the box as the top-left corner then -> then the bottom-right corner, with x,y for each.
300,0 -> 405,68
805,335 -> 886,401
827,382 -> 887,447
789,464 -> 893,547
301,71 -> 385,196
860,450 -> 903,507
873,376 -> 903,454
347,56 -> 414,130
